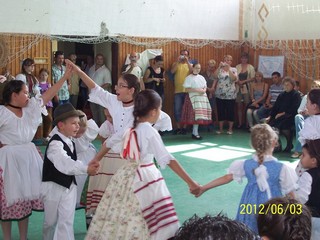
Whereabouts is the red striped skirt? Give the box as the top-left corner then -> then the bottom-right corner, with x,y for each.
180,94 -> 212,125
85,152 -> 127,215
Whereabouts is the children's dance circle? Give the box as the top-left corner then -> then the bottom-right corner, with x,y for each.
1,55 -> 319,240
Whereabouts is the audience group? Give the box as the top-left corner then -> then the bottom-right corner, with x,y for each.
0,49 -> 319,240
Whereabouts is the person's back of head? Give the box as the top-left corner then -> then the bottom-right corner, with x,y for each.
257,197 -> 312,240
174,213 -> 258,240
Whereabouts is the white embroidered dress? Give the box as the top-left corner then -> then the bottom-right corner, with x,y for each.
86,122 -> 179,240
0,97 -> 44,219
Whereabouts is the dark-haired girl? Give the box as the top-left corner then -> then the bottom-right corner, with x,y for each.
65,60 -> 173,227
15,58 -> 39,97
0,67 -> 71,240
86,89 -> 200,239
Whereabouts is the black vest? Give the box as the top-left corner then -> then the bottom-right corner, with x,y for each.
42,134 -> 77,188
306,167 -> 320,217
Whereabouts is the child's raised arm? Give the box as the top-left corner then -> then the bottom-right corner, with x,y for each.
41,65 -> 72,106
168,159 -> 201,195
65,59 -> 96,90
196,174 -> 233,197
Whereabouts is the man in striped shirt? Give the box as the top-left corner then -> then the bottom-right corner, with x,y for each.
256,71 -> 284,121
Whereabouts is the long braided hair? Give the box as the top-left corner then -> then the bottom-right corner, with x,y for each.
250,124 -> 278,167
132,89 -> 162,129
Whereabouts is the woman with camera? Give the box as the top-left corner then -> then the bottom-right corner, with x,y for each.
211,55 -> 238,135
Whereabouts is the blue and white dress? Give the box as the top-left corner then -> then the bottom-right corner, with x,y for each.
228,155 -> 297,233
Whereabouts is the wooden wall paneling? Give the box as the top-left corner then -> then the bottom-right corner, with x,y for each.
308,39 -> 314,83
0,35 -> 52,83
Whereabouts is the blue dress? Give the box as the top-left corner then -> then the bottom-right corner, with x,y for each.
235,159 -> 283,233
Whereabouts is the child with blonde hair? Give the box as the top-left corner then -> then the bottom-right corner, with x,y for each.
196,124 -> 297,233
48,110 -> 99,208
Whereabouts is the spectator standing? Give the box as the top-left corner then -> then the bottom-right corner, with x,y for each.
170,49 -> 193,134
88,53 -> 112,126
38,68 -> 53,140
78,55 -> 94,110
52,51 -> 69,106
122,51 -> 145,90
212,55 -> 238,135
202,59 -> 217,128
143,55 -> 165,103
68,53 -> 80,108
15,58 -> 39,98
236,53 -> 255,128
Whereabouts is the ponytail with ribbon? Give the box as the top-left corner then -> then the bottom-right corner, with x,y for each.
121,128 -> 140,161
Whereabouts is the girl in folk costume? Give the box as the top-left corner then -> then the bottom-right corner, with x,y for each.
180,63 -> 212,140
15,58 -> 40,98
196,124 -> 297,233
86,89 -> 200,240
64,59 -> 173,225
0,67 -> 72,240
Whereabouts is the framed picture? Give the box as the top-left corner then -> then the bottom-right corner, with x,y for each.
258,55 -> 284,78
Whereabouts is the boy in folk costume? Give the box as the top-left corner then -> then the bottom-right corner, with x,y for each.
41,103 -> 100,240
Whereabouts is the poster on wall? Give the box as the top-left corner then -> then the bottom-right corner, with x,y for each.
258,55 -> 284,78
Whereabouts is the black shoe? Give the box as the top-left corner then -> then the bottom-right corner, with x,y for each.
173,128 -> 181,135
180,128 -> 187,135
192,134 -> 202,140
283,144 -> 294,153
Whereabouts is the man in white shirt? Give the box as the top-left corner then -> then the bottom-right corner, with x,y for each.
88,53 -> 112,126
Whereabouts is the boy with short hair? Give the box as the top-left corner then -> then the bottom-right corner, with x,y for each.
41,103 -> 100,240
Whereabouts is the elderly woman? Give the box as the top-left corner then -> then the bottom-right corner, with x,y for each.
211,55 -> 237,135
266,77 -> 302,152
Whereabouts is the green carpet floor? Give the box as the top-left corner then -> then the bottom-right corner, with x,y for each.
1,128 -> 299,239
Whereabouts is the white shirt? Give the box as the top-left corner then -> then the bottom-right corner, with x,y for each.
295,171 -> 312,204
124,65 -> 143,79
228,155 -> 298,195
88,85 -> 172,152
299,115 -> 320,145
183,74 -> 207,98
46,132 -> 88,175
88,64 -> 112,87
15,73 -> 27,83
297,94 -> 307,113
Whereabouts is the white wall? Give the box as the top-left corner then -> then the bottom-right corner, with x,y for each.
254,0 -> 320,40
0,0 -> 240,40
